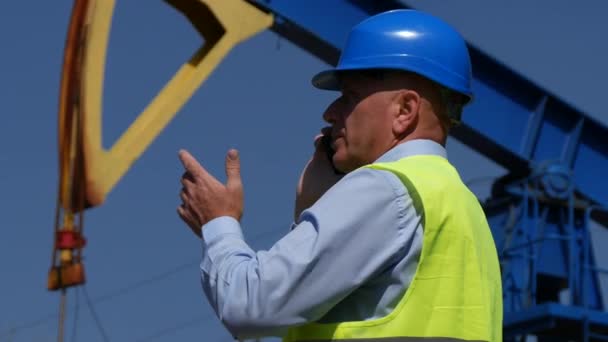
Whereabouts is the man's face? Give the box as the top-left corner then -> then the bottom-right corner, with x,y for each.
323,73 -> 397,173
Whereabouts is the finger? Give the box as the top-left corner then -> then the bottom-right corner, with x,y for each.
181,176 -> 195,189
177,203 -> 193,223
321,126 -> 332,136
181,171 -> 195,183
177,204 -> 187,218
316,135 -> 333,160
177,205 -> 191,223
177,206 -> 202,238
178,150 -> 207,177
180,188 -> 189,203
225,149 -> 242,191
314,134 -> 323,149
314,127 -> 332,149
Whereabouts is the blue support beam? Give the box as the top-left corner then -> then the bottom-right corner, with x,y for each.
248,0 -> 608,224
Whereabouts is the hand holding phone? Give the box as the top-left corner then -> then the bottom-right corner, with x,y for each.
320,135 -> 345,175
294,133 -> 345,220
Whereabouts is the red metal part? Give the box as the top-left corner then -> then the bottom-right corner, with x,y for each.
55,231 -> 87,249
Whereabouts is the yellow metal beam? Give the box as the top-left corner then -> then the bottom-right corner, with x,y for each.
61,0 -> 273,209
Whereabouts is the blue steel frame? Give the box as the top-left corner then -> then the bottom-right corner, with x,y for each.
249,0 -> 608,220
485,175 -> 608,339
246,0 -> 608,340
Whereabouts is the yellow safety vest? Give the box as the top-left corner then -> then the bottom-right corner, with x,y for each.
285,155 -> 502,342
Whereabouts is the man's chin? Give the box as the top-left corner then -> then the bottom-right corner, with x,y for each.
333,157 -> 355,174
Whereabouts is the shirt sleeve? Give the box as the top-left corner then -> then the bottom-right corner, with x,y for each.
199,167 -> 414,339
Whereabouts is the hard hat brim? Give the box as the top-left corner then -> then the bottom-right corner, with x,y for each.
311,69 -> 341,91
312,64 -> 473,105
311,66 -> 378,91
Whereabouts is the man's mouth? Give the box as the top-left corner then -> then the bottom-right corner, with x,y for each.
331,136 -> 343,150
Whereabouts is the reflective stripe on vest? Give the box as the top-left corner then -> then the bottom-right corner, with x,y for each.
285,155 -> 502,342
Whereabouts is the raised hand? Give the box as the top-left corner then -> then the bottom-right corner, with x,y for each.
177,149 -> 244,237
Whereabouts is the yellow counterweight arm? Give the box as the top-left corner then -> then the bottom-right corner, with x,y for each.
50,3 -> 272,340
65,0 -> 273,209
50,0 -> 272,291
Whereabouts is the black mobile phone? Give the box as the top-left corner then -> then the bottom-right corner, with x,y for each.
321,135 -> 345,175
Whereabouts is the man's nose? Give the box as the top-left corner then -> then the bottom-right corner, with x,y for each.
322,99 -> 341,123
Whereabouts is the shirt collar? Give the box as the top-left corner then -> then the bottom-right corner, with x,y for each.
375,139 -> 447,163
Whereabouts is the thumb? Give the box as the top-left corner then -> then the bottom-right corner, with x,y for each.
225,149 -> 242,190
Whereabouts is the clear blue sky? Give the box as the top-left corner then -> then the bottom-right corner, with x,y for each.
1,1 -> 607,341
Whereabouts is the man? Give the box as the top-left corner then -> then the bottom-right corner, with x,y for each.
178,9 -> 502,342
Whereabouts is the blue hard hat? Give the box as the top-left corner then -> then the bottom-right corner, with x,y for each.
312,9 -> 473,103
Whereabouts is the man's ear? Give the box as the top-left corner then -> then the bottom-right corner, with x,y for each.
393,90 -> 420,136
